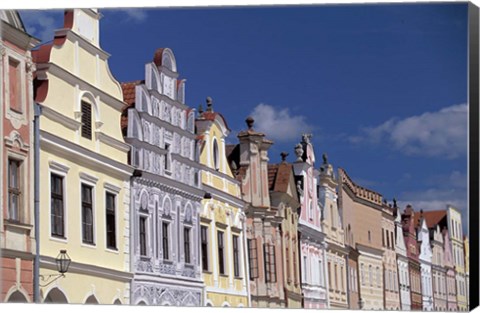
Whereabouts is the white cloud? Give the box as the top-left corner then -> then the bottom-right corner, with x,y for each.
115,8 -> 147,22
20,10 -> 63,43
350,103 -> 467,159
250,103 -> 314,142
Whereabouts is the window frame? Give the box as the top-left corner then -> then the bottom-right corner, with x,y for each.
139,216 -> 148,257
162,221 -> 170,261
247,238 -> 258,280
50,173 -> 66,239
184,226 -> 191,264
201,225 -> 209,271
81,183 -> 95,245
232,234 -> 240,278
218,230 -> 225,275
105,191 -> 118,250
7,158 -> 22,222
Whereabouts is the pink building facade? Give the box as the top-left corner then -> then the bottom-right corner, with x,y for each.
0,10 -> 39,303
292,135 -> 329,309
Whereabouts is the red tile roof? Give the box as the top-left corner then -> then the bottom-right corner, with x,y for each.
197,111 -> 231,132
268,163 -> 294,193
268,164 -> 279,190
422,210 -> 447,229
120,80 -> 143,132
153,48 -> 165,67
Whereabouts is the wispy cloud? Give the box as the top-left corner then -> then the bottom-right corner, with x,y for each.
20,10 -> 63,43
250,103 -> 314,142
349,103 -> 467,159
110,8 -> 148,23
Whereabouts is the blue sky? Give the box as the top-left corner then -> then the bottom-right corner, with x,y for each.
20,3 -> 469,234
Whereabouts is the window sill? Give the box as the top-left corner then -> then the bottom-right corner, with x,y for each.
50,235 -> 68,243
81,242 -> 96,249
185,263 -> 194,268
203,270 -> 212,274
4,219 -> 33,231
219,274 -> 229,278
162,259 -> 173,264
140,256 -> 151,261
106,247 -> 119,254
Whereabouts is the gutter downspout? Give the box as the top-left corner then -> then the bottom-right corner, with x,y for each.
33,103 -> 42,303
242,211 -> 251,308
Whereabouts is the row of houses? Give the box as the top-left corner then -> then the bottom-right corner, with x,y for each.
0,9 -> 470,310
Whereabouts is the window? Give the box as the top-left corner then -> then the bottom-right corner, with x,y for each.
264,244 -> 277,283
340,266 -> 344,291
247,239 -> 258,279
8,58 -> 21,112
218,231 -> 225,274
233,235 -> 240,277
361,263 -> 365,285
105,193 -> 117,249
162,222 -> 170,260
51,174 -> 65,237
328,262 -> 332,287
164,143 -> 171,171
201,226 -> 208,271
391,232 -> 395,250
213,139 -> 219,170
81,101 -> 92,139
386,231 -> 390,248
184,227 -> 191,264
334,264 -> 338,290
382,228 -> 385,246
81,184 -> 94,244
286,247 -> 291,283
369,265 -> 373,286
293,249 -> 298,284
139,217 -> 147,256
8,159 -> 21,221
368,230 -> 371,243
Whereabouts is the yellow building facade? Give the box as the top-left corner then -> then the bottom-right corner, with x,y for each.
33,9 -> 133,304
196,101 -> 249,307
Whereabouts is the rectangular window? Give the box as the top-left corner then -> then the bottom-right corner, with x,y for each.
8,58 -> 21,112
286,247 -> 291,283
162,222 -> 169,260
218,231 -> 225,275
340,266 -> 345,291
106,192 -> 117,249
51,174 -> 65,237
81,101 -> 92,139
391,232 -> 395,249
81,184 -> 94,244
328,262 -> 332,288
8,159 -> 21,221
382,228 -> 385,246
184,227 -> 191,264
247,239 -> 258,280
164,143 -> 171,171
201,226 -> 208,271
139,216 -> 147,256
264,244 -> 277,283
386,230 -> 390,248
233,235 -> 240,277
293,250 -> 298,284
334,264 -> 338,290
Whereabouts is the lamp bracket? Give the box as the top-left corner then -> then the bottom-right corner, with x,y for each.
39,273 -> 65,287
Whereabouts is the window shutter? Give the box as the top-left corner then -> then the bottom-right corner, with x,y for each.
81,101 -> 92,139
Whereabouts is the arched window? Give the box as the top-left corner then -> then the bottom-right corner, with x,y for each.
6,290 -> 28,303
44,288 -> 68,303
213,139 -> 219,170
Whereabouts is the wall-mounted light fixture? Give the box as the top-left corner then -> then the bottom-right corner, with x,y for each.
39,250 -> 71,287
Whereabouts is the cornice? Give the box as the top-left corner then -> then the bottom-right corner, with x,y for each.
41,105 -> 82,130
96,131 -> 131,153
134,173 -> 204,201
150,88 -> 186,110
138,110 -> 195,139
40,255 -> 133,282
55,28 -> 110,60
41,130 -> 134,177
1,20 -> 40,50
202,184 -> 245,209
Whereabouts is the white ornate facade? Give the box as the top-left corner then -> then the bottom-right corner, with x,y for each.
123,48 -> 204,306
394,209 -> 411,311
417,214 -> 433,311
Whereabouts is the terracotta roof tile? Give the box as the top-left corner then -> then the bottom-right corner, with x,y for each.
120,80 -> 143,134
268,164 -> 279,190
198,111 -> 231,132
422,210 -> 448,229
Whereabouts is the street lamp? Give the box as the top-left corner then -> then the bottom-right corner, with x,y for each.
39,250 -> 72,287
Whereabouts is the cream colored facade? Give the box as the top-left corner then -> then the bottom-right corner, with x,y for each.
338,168 -> 384,310
196,103 -> 249,307
447,206 -> 467,311
33,9 -> 133,304
381,207 -> 400,310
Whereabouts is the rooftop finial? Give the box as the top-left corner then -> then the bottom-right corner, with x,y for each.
393,198 -> 397,208
206,97 -> 213,112
322,153 -> 328,164
198,103 -> 204,114
280,152 -> 289,162
246,116 -> 254,130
